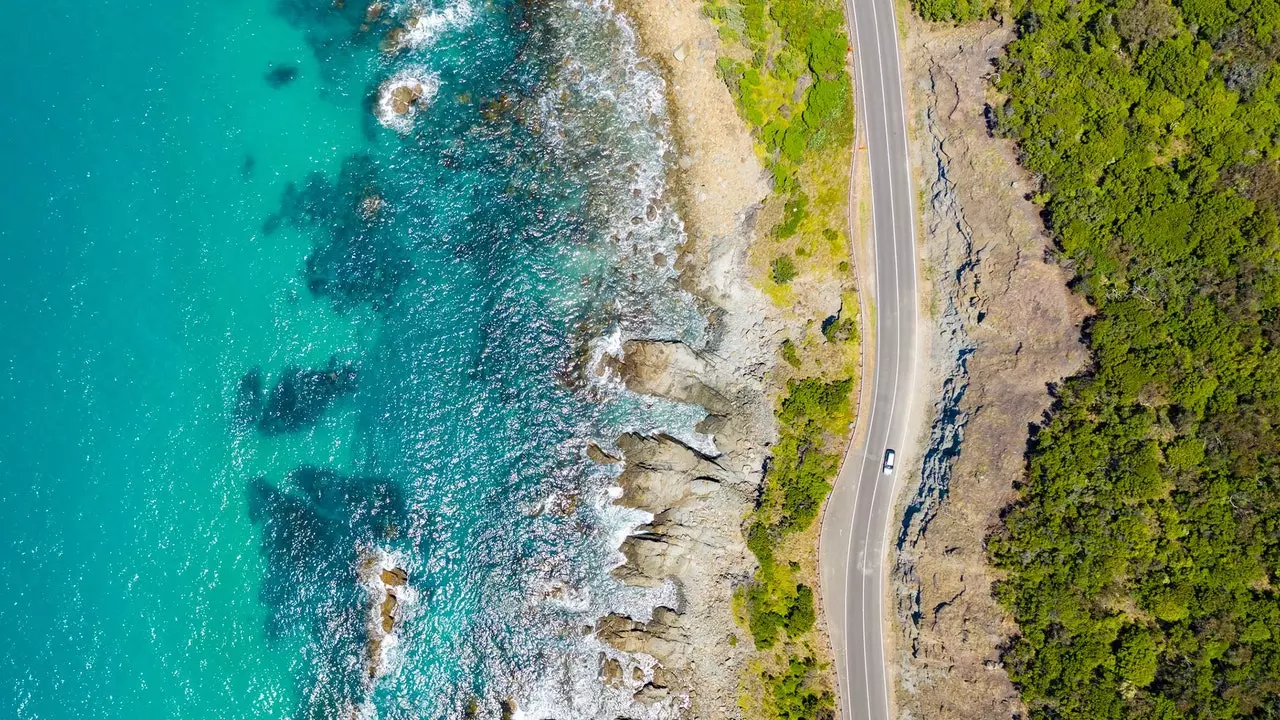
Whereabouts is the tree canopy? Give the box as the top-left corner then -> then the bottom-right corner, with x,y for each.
977,0 -> 1280,715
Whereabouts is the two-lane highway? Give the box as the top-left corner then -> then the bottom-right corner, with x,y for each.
819,0 -> 920,716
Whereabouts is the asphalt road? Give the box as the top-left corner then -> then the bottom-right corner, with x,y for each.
818,0 -> 920,717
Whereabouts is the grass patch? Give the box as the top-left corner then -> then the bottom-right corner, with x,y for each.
772,255 -> 798,284
704,0 -> 854,305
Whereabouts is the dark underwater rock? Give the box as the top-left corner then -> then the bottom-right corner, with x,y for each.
264,64 -> 299,88
258,359 -> 358,435
275,0 -> 388,77
246,466 -> 412,713
263,154 -> 412,313
234,367 -> 264,427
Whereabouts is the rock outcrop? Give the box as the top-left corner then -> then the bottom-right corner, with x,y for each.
892,19 -> 1090,720
596,339 -> 775,718
374,70 -> 438,133
360,552 -> 414,683
616,340 -> 734,416
596,0 -> 850,714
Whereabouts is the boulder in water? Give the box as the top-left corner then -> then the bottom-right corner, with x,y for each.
374,70 -> 438,133
380,567 -> 407,586
389,83 -> 424,115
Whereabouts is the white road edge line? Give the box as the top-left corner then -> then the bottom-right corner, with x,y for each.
877,1 -> 922,719
840,0 -> 921,714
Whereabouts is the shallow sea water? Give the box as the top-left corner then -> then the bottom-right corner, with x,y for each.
0,0 -> 706,717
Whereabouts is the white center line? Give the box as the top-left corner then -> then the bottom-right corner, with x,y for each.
839,0 -> 921,714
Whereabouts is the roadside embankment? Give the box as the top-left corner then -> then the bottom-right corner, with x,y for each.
891,18 -> 1089,720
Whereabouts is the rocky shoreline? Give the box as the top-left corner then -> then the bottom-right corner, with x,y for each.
593,0 -> 868,714
586,0 -> 801,714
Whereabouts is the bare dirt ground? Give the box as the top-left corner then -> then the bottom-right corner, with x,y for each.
891,18 -> 1091,720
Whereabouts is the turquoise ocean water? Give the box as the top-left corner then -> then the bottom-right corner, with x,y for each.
0,0 -> 709,717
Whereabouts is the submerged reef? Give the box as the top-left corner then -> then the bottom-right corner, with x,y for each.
263,154 -> 413,314
233,359 -> 358,435
233,0 -> 731,716
275,0 -> 396,78
234,366 -> 265,427
247,466 -> 418,718
258,359 -> 359,435
264,64 -> 299,88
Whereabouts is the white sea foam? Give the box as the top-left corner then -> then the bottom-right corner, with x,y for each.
584,326 -> 626,394
532,0 -> 708,346
486,1 -> 725,714
356,546 -> 419,684
394,0 -> 475,49
516,634 -> 690,720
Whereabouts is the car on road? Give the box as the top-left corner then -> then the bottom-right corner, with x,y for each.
882,449 -> 896,475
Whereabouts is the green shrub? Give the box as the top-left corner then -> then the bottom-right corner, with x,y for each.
764,657 -> 835,720
822,314 -> 857,344
776,192 -> 809,238
781,338 -> 802,367
771,254 -> 798,284
784,585 -> 816,635
912,0 -> 992,22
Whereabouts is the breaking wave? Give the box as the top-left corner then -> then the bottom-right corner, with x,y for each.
239,0 -> 709,717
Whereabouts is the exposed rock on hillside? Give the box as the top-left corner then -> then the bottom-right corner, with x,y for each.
892,19 -> 1090,720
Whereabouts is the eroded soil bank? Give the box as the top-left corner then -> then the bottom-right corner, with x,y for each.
891,18 -> 1089,720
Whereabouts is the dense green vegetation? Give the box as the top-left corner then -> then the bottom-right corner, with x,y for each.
963,0 -> 1280,715
705,0 -> 854,284
703,0 -> 857,714
706,0 -> 853,175
733,377 -> 852,717
914,0 -> 994,23
744,378 -> 852,649
771,254 -> 798,284
763,656 -> 837,720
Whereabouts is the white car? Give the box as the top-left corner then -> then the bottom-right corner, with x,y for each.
882,449 -> 896,475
